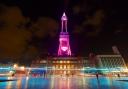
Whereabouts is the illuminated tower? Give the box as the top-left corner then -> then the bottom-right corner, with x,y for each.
58,12 -> 71,56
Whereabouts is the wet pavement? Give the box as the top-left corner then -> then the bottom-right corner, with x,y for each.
0,76 -> 128,89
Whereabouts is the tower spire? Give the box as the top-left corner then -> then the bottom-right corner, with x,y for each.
58,12 -> 71,56
61,12 -> 68,32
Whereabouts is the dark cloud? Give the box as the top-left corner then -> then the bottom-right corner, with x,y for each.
30,17 -> 58,38
0,5 -> 59,62
0,5 -> 32,60
23,46 -> 38,61
71,0 -> 128,59
85,10 -> 105,36
73,9 -> 105,37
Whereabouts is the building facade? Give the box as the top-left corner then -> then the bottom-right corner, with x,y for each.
31,56 -> 88,75
47,57 -> 85,75
96,54 -> 127,74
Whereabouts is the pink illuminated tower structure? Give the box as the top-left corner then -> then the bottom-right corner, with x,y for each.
58,12 -> 71,56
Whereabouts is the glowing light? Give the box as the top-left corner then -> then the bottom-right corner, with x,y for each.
64,71 -> 66,74
0,67 -> 10,69
68,71 -> 70,73
61,12 -> 67,20
60,65 -> 62,69
71,65 -> 74,68
60,61 -> 62,63
61,47 -> 68,51
20,66 -> 25,70
67,65 -> 70,69
56,65 -> 58,69
13,64 -> 18,68
25,76 -> 29,89
67,61 -> 70,63
26,76 -> 29,81
58,12 -> 71,56
64,65 -> 66,69
16,77 -> 22,89
64,61 -> 66,63
6,78 -> 12,89
9,71 -> 13,74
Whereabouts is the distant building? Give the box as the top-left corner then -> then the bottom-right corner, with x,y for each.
96,54 -> 127,74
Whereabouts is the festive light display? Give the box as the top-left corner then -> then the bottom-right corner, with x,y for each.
58,12 -> 71,56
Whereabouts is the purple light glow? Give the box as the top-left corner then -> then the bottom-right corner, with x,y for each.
61,12 -> 67,20
58,12 -> 71,56
61,47 -> 68,51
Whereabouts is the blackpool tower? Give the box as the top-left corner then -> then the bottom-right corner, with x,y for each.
58,12 -> 71,56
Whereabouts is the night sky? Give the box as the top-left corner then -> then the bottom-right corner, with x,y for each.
0,0 -> 128,63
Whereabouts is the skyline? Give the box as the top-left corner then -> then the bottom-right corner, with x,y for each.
0,0 -> 127,63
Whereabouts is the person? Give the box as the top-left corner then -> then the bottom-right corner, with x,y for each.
11,73 -> 15,77
96,73 -> 99,79
117,73 -> 120,78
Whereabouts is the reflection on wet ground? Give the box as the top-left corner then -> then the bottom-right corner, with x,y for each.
0,76 -> 128,89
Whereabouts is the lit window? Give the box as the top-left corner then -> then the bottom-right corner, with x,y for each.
67,61 -> 70,63
67,65 -> 70,69
60,65 -> 62,69
60,61 -> 63,63
56,65 -> 58,68
64,71 -> 66,74
71,65 -> 74,68
68,71 -> 70,73
64,65 -> 66,69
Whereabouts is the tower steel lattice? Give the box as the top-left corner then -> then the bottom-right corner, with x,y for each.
58,12 -> 71,56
